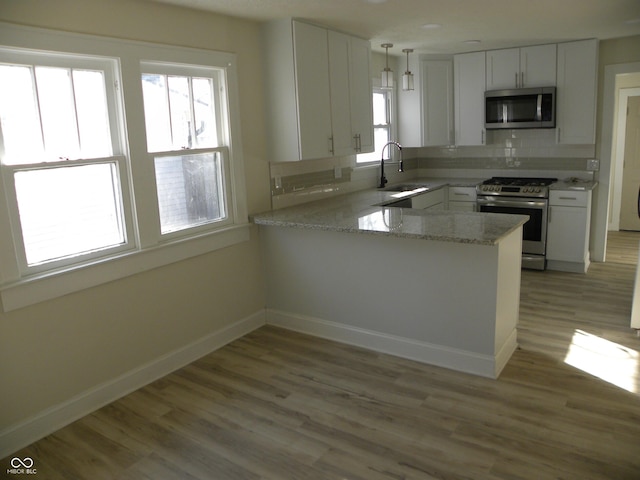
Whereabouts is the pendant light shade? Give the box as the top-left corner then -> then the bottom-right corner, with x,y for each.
381,43 -> 393,89
402,48 -> 414,91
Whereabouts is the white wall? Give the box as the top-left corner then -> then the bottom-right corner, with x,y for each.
0,0 -> 270,454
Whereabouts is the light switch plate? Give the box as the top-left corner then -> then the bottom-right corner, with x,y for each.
586,159 -> 599,171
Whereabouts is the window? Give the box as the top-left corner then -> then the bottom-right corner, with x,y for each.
0,25 -> 248,311
357,87 -> 393,163
140,63 -> 232,236
0,51 -> 133,274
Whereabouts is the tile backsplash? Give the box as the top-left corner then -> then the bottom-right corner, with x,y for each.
268,128 -> 597,209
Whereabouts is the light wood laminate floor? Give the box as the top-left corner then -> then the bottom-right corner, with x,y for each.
4,232 -> 640,479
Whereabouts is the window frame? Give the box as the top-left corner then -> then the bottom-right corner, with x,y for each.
0,49 -> 125,164
356,83 -> 395,165
2,156 -> 135,276
0,22 -> 249,311
139,61 -> 234,240
0,49 -> 137,276
151,147 -> 234,239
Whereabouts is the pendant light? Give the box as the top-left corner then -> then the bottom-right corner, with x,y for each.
402,48 -> 414,91
381,43 -> 393,89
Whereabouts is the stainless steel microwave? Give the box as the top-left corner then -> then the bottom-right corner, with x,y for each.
485,87 -> 556,129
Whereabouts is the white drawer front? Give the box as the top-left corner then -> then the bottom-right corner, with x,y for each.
448,186 -> 477,202
411,188 -> 445,209
550,190 -> 589,207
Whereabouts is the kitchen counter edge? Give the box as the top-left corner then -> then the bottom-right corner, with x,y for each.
253,179 -> 528,246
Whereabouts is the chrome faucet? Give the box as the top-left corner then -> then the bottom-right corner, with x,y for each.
379,141 -> 403,188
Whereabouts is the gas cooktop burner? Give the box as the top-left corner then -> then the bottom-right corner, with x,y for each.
477,177 -> 557,198
481,177 -> 557,187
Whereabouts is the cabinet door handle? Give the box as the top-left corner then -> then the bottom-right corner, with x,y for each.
354,133 -> 361,152
559,196 -> 578,200
515,72 -> 518,88
329,136 -> 334,155
454,193 -> 470,197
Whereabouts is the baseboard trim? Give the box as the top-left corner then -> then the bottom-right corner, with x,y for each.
0,310 -> 266,459
266,308 -> 509,379
547,257 -> 590,273
494,329 -> 518,377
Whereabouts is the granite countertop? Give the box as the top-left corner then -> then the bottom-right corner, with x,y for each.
549,179 -> 598,191
253,178 -> 528,246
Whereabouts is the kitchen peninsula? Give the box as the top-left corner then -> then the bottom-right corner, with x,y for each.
253,185 -> 528,378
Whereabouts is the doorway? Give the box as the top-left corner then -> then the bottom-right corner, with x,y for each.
619,94 -> 640,230
596,64 -> 640,262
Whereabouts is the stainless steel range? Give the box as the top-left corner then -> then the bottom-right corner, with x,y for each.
476,177 -> 557,270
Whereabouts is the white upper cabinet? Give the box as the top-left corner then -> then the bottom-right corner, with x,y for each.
328,30 -> 354,156
422,59 -> 454,146
397,53 -> 422,147
262,19 -> 373,162
556,39 -> 598,145
454,51 -> 486,146
486,44 -> 556,90
398,57 -> 453,147
347,35 -> 375,154
293,21 -> 333,160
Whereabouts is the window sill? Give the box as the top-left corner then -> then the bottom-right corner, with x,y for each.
0,223 -> 251,312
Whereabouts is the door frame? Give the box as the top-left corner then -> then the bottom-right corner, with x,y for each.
594,62 -> 640,262
611,87 -> 640,231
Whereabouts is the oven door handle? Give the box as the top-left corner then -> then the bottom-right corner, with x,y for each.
476,197 -> 547,209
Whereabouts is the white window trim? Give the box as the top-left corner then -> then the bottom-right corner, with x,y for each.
356,79 -> 396,167
0,23 -> 249,311
2,156 -> 136,276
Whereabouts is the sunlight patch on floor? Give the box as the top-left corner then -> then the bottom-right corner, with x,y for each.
564,329 -> 639,393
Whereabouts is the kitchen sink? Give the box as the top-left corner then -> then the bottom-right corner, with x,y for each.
384,183 -> 429,192
380,198 -> 412,208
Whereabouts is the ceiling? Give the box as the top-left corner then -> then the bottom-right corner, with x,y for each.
144,0 -> 640,55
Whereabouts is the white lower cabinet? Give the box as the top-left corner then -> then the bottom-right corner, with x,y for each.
447,186 -> 477,211
411,188 -> 445,210
546,190 -> 592,272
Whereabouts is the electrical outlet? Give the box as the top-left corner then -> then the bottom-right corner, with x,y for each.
586,159 -> 599,171
274,176 -> 282,189
334,166 -> 342,179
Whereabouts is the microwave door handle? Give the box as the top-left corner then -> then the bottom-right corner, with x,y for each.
536,94 -> 542,121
